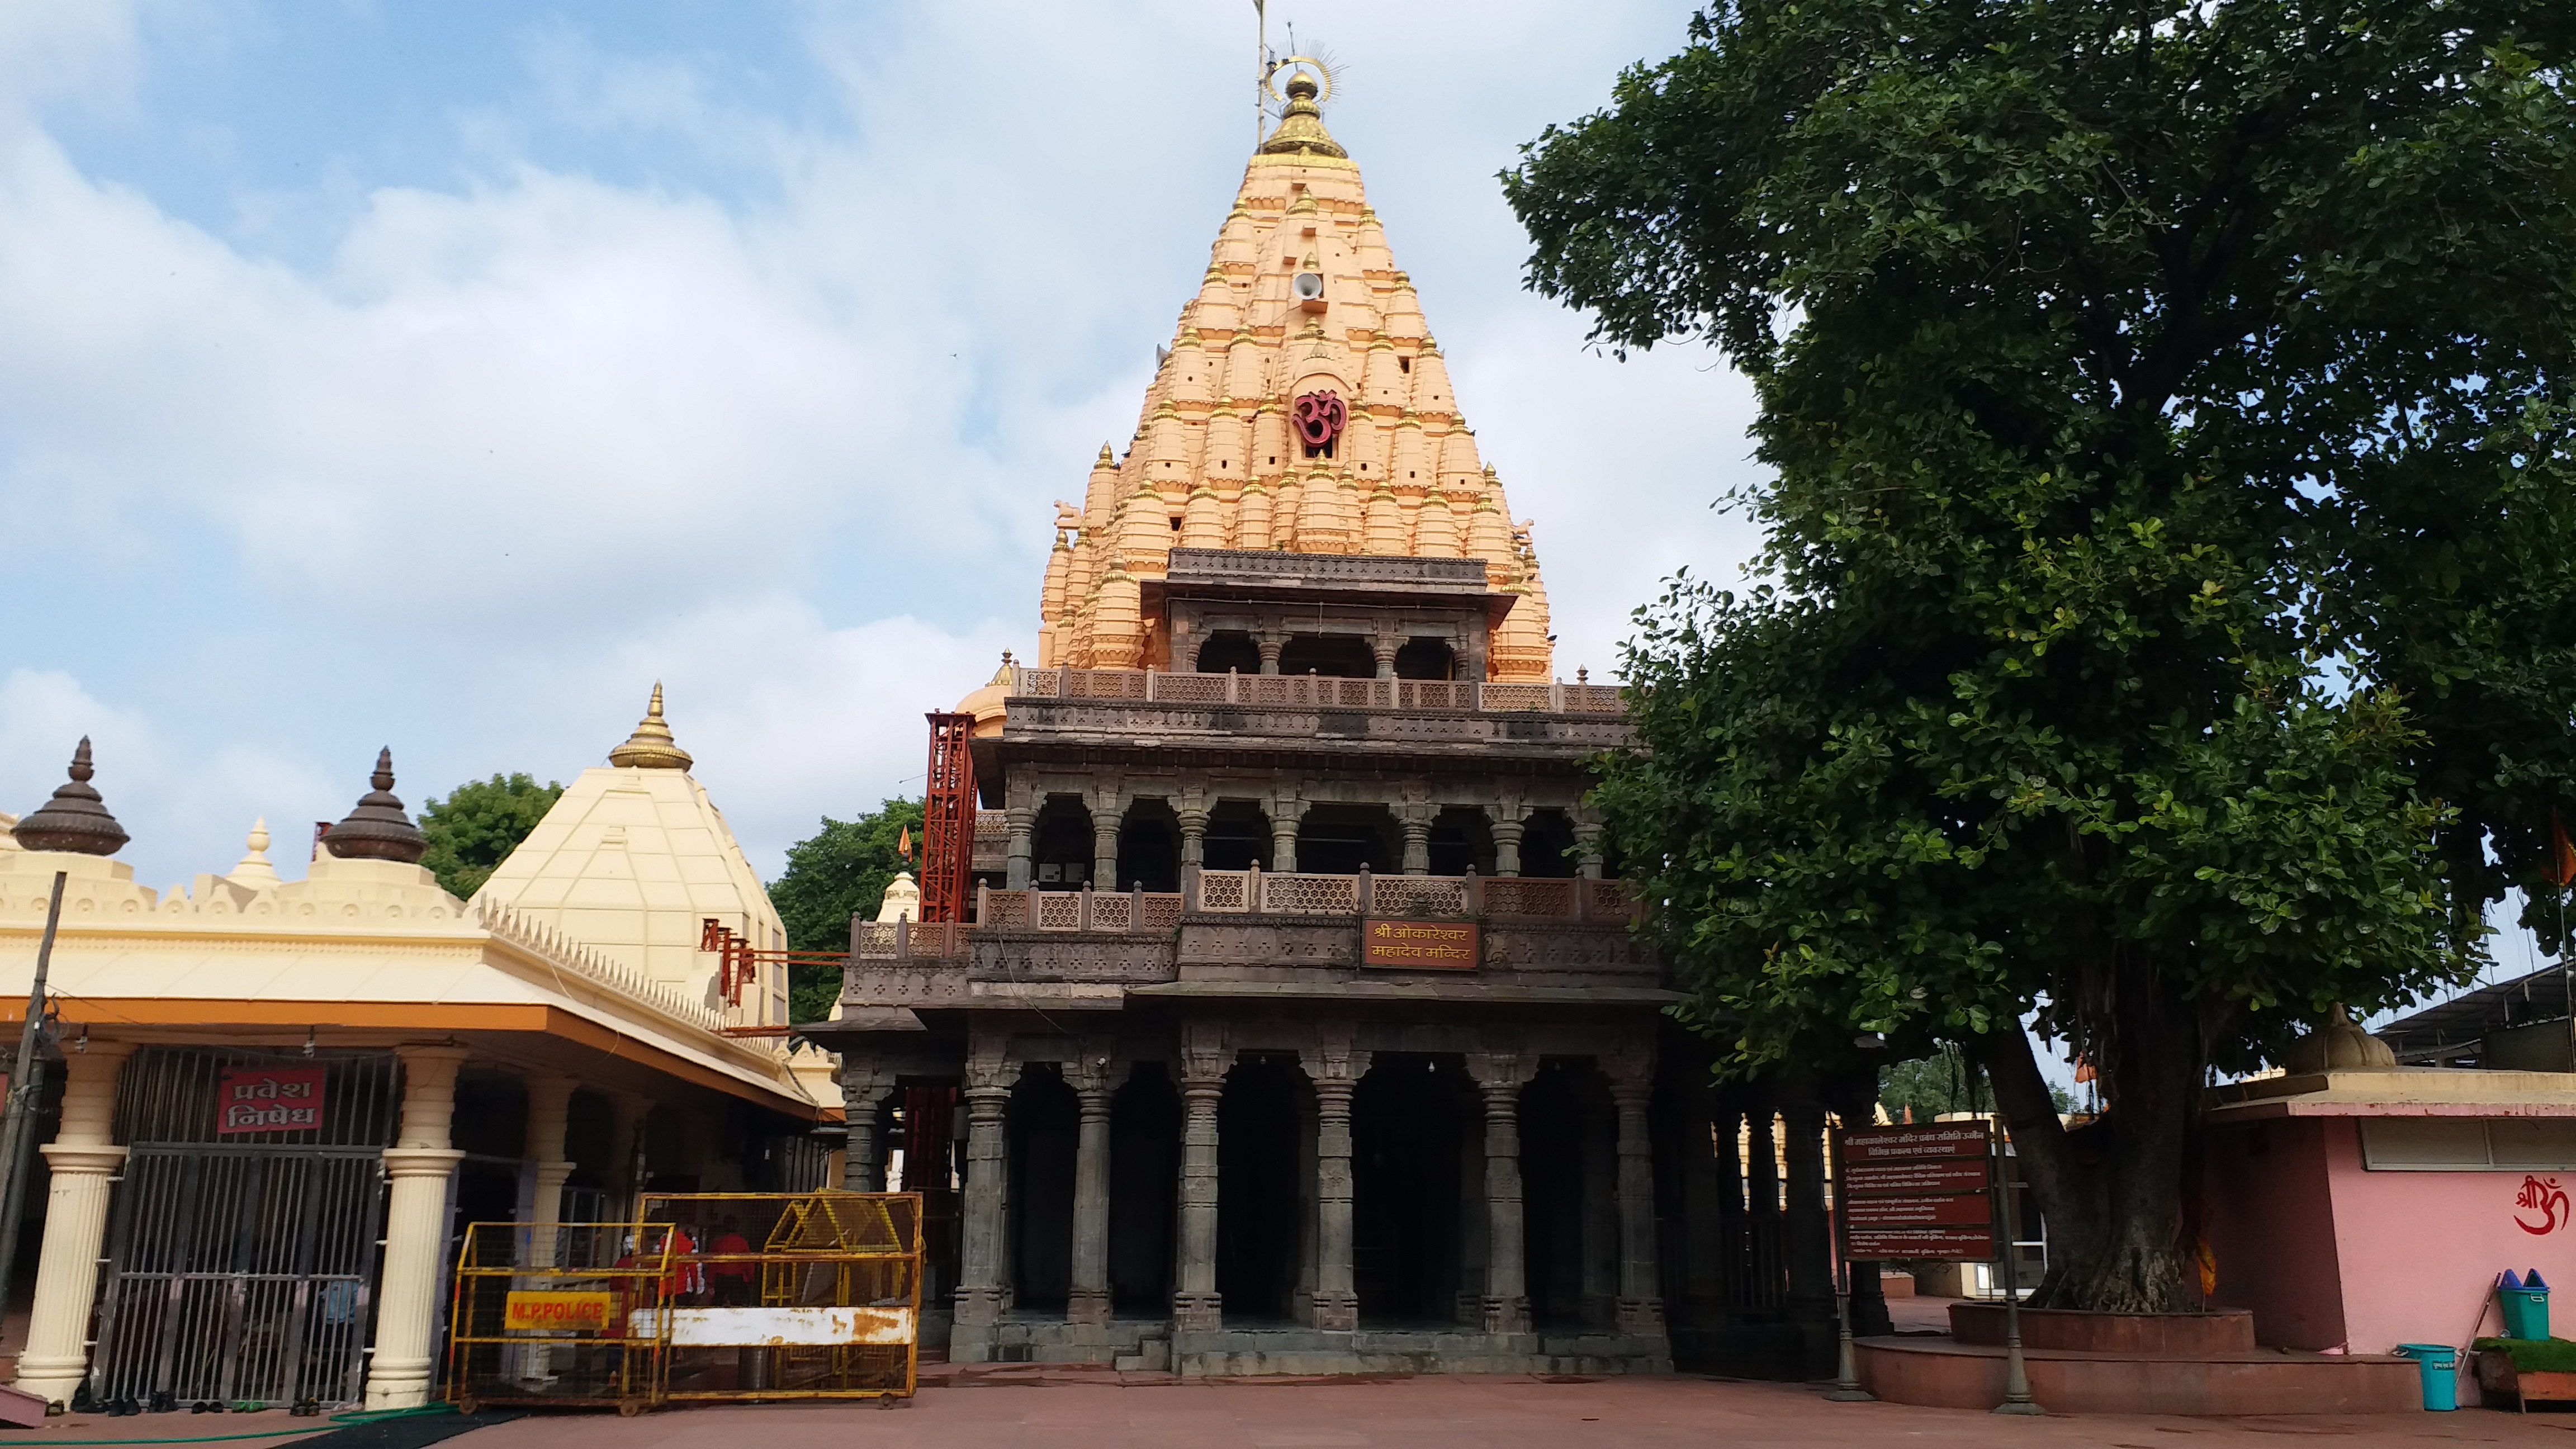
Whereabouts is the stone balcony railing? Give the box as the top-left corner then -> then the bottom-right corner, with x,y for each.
1008,666 -> 1625,715
847,870 -> 1635,964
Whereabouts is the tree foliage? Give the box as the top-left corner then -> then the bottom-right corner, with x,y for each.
1506,0 -> 2576,1310
419,774 -> 564,901
771,799 -> 926,1024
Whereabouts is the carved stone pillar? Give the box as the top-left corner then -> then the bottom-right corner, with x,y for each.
1173,1026 -> 1228,1331
954,1041 -> 1012,1332
840,1055 -> 896,1191
1398,794 -> 1433,876
1067,1052 -> 1115,1326
1257,633 -> 1284,675
1269,797 -> 1307,874
364,1046 -> 470,1409
523,1073 -> 578,1270
1301,1039 -> 1369,1331
1609,1072 -> 1666,1336
1178,806 -> 1209,870
1467,1049 -> 1532,1336
1573,818 -> 1606,881
1371,635 -> 1398,680
13,1041 -> 133,1407
1092,797 -> 1123,892
1489,813 -> 1525,878
1780,1081 -> 1834,1327
1005,803 -> 1037,891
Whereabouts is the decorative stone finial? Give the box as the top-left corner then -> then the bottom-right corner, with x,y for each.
1259,70 -> 1348,160
11,737 -> 129,855
228,817 -> 282,889
608,683 -> 694,770
989,650 -> 1017,687
322,748 -> 428,863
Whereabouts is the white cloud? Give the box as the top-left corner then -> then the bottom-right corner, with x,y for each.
0,1 -> 1765,890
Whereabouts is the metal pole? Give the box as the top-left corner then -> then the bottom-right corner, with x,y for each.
1253,0 -> 1267,150
0,871 -> 68,1319
1993,1127 -> 2045,1415
1827,1255 -> 1874,1400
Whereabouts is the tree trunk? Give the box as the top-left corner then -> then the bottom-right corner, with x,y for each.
1974,972 -> 2209,1314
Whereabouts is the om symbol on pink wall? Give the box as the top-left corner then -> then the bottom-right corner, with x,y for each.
2516,1175 -> 2570,1235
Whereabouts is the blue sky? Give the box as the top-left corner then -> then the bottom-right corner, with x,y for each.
0,2 -> 1767,888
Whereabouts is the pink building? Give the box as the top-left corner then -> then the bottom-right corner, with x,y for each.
2202,1068 -> 2576,1404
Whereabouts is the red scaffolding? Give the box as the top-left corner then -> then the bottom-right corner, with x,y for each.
919,712 -> 976,924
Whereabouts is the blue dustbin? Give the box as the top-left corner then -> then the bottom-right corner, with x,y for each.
2395,1344 -> 2459,1412
2502,1270 -> 2551,1340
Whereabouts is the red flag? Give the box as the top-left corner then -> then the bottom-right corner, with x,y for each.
2073,1056 -> 2096,1085
2553,811 -> 2576,888
897,826 -> 912,862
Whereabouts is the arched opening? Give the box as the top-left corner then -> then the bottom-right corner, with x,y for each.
1118,799 -> 1181,892
1521,808 -> 1580,878
1428,807 -> 1495,877
1031,797 -> 1093,887
1393,637 -> 1457,681
1277,633 -> 1377,678
1202,800 -> 1272,872
1195,631 -> 1262,675
1108,1064 -> 1180,1315
1353,1054 -> 1478,1327
1006,1065 -> 1078,1313
1294,803 -> 1398,876
1216,1055 -> 1308,1322
1518,1060 -> 1617,1329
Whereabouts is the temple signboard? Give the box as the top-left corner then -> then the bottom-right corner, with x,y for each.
1832,1121 -> 1996,1259
217,1065 -> 325,1134
1360,919 -> 1479,970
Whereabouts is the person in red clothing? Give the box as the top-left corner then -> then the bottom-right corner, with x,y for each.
708,1216 -> 756,1306
660,1224 -> 705,1303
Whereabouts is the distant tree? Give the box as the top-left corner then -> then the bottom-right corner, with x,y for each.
772,799 -> 926,1024
420,774 -> 564,900
1880,1048 -> 2072,1122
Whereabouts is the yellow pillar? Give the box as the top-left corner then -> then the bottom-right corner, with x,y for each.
363,1046 -> 468,1410
14,1042 -> 135,1407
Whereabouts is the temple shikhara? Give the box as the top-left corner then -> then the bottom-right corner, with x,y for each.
809,68 -> 1849,1378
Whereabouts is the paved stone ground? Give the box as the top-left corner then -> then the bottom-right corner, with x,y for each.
410,1376 -> 2576,1449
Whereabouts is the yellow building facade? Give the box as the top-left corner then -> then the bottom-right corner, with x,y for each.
0,695 -> 836,1413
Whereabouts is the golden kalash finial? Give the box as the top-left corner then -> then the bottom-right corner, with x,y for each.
608,682 -> 695,770
1259,64 -> 1347,160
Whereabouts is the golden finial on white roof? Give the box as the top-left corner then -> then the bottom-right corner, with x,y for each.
608,682 -> 694,771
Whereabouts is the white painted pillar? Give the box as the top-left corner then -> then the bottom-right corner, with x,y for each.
363,1046 -> 468,1410
523,1074 -> 577,1268
14,1042 -> 135,1407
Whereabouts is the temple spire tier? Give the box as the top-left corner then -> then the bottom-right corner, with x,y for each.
1035,67 -> 1554,681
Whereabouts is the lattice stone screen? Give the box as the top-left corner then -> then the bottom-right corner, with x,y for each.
1374,877 -> 1469,917
1261,872 -> 1360,915
1088,893 -> 1134,930
1484,878 -> 1578,918
1197,871 -> 1251,912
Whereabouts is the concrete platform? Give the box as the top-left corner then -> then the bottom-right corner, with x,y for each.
1174,1326 -> 1671,1377
1856,1334 -> 2422,1415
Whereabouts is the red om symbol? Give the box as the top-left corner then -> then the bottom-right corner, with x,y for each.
1293,390 -> 1347,448
2516,1175 -> 2568,1235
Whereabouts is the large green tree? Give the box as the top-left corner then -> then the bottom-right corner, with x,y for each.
420,774 -> 564,900
1506,1 -> 2576,1310
771,799 -> 926,1024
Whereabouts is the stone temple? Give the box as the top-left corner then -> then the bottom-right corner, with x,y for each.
810,68 -> 1855,1379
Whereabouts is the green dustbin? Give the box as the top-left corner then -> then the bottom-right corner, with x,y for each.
2502,1271 -> 2551,1340
2394,1343 -> 2458,1412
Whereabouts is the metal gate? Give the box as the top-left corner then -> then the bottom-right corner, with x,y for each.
88,1048 -> 399,1411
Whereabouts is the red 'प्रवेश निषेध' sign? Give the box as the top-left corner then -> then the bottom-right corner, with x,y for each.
217,1065 -> 325,1135
1360,919 -> 1479,970
1833,1121 -> 1997,1260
